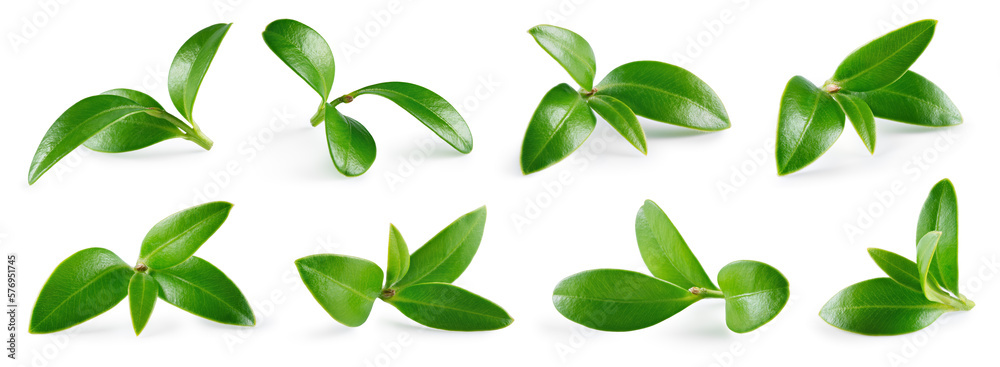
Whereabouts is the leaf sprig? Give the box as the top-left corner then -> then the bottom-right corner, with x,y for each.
30,202 -> 254,335
552,200 -> 789,333
820,179 -> 974,335
295,206 -> 513,331
28,23 -> 232,185
776,20 -> 961,175
520,25 -> 730,174
262,19 -> 473,177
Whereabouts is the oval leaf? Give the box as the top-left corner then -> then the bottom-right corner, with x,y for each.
262,19 -> 335,101
775,76 -> 845,175
28,95 -> 149,184
916,231 -> 951,304
83,89 -> 185,153
168,23 -> 232,123
867,248 -> 921,292
352,82 -> 472,153
326,106 -> 377,176
520,83 -> 596,174
295,254 -> 383,327
595,61 -> 729,131
851,71 -> 961,126
387,283 -> 512,331
832,20 -> 936,92
833,93 -> 876,154
29,248 -> 131,333
820,278 -> 949,335
385,224 -> 410,287
552,269 -> 699,331
718,260 -> 789,333
916,179 -> 959,294
139,201 -> 233,269
394,206 -> 487,288
151,256 -> 254,326
528,25 -> 596,90
588,94 -> 646,154
635,200 -> 716,290
128,272 -> 158,335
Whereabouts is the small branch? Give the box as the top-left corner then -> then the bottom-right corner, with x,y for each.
689,287 -> 724,298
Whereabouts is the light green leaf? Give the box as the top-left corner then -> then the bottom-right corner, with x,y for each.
820,278 -> 950,335
775,76 -> 845,175
867,248 -> 921,292
29,248 -> 132,333
83,89 -> 185,153
833,92 -> 876,154
831,20 -> 936,92
520,83 -> 596,174
552,269 -> 699,331
351,82 -> 473,153
634,200 -> 715,290
139,201 -> 233,269
915,231 -> 951,304
325,106 -> 376,177
151,256 -> 254,326
915,179 -> 959,294
386,283 -> 512,331
588,94 -> 646,154
528,25 -> 596,90
262,19 -> 335,101
717,260 -> 789,333
851,71 -> 961,126
168,23 -> 232,123
295,254 -> 384,327
128,272 -> 158,335
394,206 -> 487,288
385,224 -> 410,287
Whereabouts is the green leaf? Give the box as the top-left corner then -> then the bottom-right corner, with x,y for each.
867,248 -> 921,292
717,260 -> 789,333
295,254 -> 383,327
587,94 -> 646,154
128,272 -> 158,336
385,224 -> 410,287
139,201 -> 233,269
595,61 -> 729,131
325,106 -> 376,177
528,25 -> 596,90
831,20 -> 936,92
386,283 -> 512,331
634,200 -> 716,290
28,95 -> 149,184
351,82 -> 473,154
775,76 -> 845,175
520,83 -> 596,174
851,71 -> 961,126
916,179 -> 959,294
168,23 -> 232,123
833,93 -> 876,154
262,19 -> 335,101
394,206 -> 487,288
151,256 -> 254,326
552,269 -> 699,331
83,89 -> 185,153
820,278 -> 950,335
29,248 -> 132,334
915,231 -> 951,304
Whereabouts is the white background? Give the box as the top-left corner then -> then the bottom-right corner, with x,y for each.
1,0 -> 997,366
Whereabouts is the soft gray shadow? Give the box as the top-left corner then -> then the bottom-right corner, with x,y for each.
96,147 -> 205,160
644,126 -> 716,139
877,121 -> 956,136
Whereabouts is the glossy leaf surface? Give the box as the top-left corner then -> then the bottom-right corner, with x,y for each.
387,283 -> 512,331
832,20 -> 936,92
588,94 -> 646,154
326,106 -> 376,176
128,272 -> 158,335
262,19 -> 335,100
520,83 -> 596,174
867,248 -> 921,291
151,256 -> 254,326
29,248 -> 131,333
139,201 -> 232,269
851,71 -> 961,126
595,61 -> 729,131
528,25 -> 596,90
394,206 -> 487,288
718,261 -> 789,333
833,93 -> 876,153
385,224 -> 410,287
295,254 -> 383,327
352,82 -> 473,153
634,200 -> 716,290
820,278 -> 949,335
168,23 -> 232,123
83,89 -> 184,153
915,179 -> 959,294
775,76 -> 845,175
915,231 -> 951,304
552,269 -> 698,331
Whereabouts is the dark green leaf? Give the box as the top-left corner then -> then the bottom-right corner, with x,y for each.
29,248 -> 131,333
520,83 -> 596,174
295,254 -> 383,327
128,272 -> 158,335
832,20 -> 936,92
718,260 -> 789,333
168,23 -> 232,123
385,224 -> 410,287
139,201 -> 232,269
820,278 -> 950,335
351,82 -> 473,154
588,94 -> 646,154
851,71 -> 961,126
528,25 -> 596,90
325,106 -> 376,176
775,76 -> 845,175
83,89 -> 185,153
387,283 -> 512,331
28,95 -> 149,184
833,93 -> 876,153
867,248 -> 921,292
394,206 -> 487,288
552,269 -> 699,331
916,179 -> 959,294
262,19 -> 335,100
595,61 -> 729,131
634,200 -> 716,290
151,256 -> 254,326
